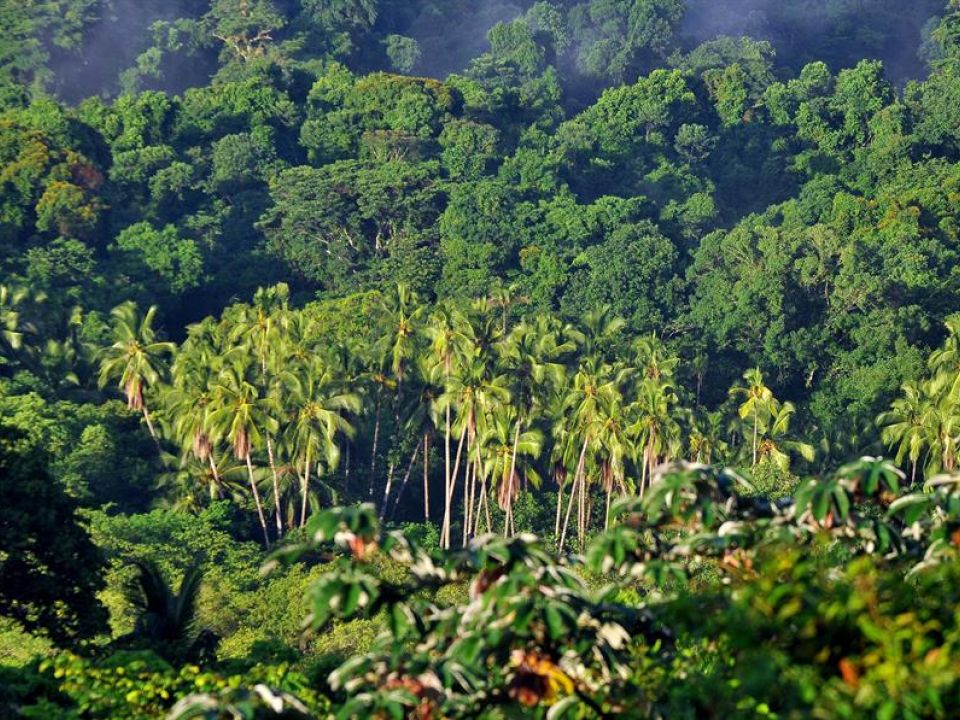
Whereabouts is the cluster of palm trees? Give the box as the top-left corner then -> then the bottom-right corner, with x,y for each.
95,283 -> 815,550
880,315 -> 960,483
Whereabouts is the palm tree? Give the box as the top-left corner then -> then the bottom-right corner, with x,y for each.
156,452 -> 251,512
730,368 -> 774,467
756,400 -> 816,471
559,358 -> 628,552
98,302 -> 175,446
928,314 -> 960,399
227,283 -> 290,375
497,315 -> 573,533
424,304 -> 460,539
435,353 -> 510,547
633,379 -> 681,491
879,381 -> 930,483
480,408 -> 543,536
0,284 -> 39,361
206,364 -> 276,546
288,357 -> 360,526
122,561 -> 214,664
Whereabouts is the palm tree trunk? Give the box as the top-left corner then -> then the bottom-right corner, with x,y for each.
483,480 -> 492,534
300,446 -> 311,528
559,472 -> 579,553
423,434 -> 431,521
444,405 -> 451,521
208,456 -> 223,499
559,436 -> 589,553
577,472 -> 583,548
245,454 -> 270,547
554,470 -> 563,539
266,436 -> 283,537
389,443 -> 420,521
369,388 -> 382,497
505,418 -> 521,537
443,423 -> 468,549
380,460 -> 396,520
463,454 -> 475,546
142,404 -> 161,450
605,483 -> 612,531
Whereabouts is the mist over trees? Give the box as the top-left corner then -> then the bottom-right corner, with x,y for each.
3,0 -> 960,718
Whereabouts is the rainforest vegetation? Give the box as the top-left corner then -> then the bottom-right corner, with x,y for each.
3,0 -> 960,717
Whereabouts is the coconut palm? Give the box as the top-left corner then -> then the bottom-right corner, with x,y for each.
559,358 -> 628,552
98,302 -> 175,446
756,400 -> 816,471
928,314 -> 960,399
288,357 -> 360,526
497,315 -> 573,533
630,376 -> 681,496
206,364 -> 277,546
157,452 -> 252,512
227,283 -> 290,375
435,353 -> 510,547
480,407 -> 544,536
730,368 -> 774,467
879,381 -> 930,483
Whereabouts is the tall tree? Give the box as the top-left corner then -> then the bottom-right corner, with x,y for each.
98,302 -> 175,446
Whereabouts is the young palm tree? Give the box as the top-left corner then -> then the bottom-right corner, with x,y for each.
879,381 -> 929,483
98,302 -> 175,446
756,400 -> 816,471
730,368 -> 774,467
122,561 -> 213,664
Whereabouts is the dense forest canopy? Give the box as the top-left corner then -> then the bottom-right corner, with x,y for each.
3,0 -> 960,718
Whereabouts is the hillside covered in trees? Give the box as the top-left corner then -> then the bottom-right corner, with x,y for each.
3,1 -> 960,718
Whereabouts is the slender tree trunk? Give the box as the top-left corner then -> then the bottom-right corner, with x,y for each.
559,436 -> 589,553
483,480 -> 492,534
911,460 -> 917,485
245,454 -> 270,547
389,443 -> 420,521
554,470 -> 563,539
344,443 -> 351,497
444,406 -> 451,521
369,389 -> 383,497
423,434 -> 431,520
142,404 -> 161,451
605,483 -> 612,531
381,460 -> 396,519
559,473 -> 578,553
300,445 -> 311,528
473,473 -> 485,537
641,445 -> 649,498
505,418 -> 521,537
579,466 -> 586,552
752,413 -> 758,467
208,456 -> 223,499
442,424 -> 468,549
463,453 -> 476,547
266,436 -> 283,536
